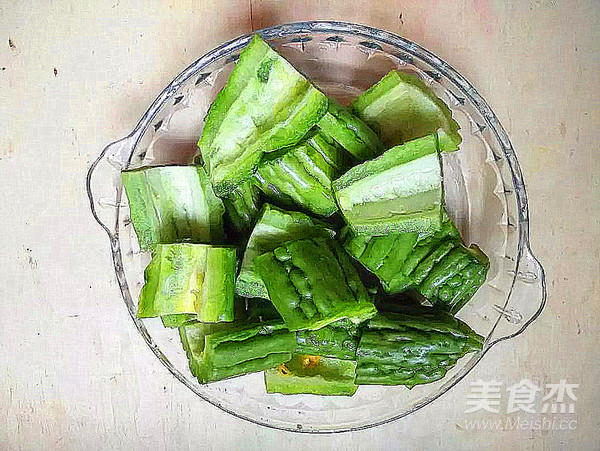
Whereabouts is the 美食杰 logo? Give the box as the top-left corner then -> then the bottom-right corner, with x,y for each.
461,379 -> 578,431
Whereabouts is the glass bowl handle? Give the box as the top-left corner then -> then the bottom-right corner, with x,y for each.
486,244 -> 547,347
86,135 -> 137,241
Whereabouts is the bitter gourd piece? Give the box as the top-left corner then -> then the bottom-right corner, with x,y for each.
350,70 -> 461,151
333,134 -> 443,235
121,166 -> 224,250
180,320 -> 295,383
344,217 -> 488,311
197,35 -> 328,195
356,310 -> 483,387
317,98 -> 383,160
236,204 -> 334,299
138,244 -> 236,322
254,130 -> 348,217
255,238 -> 376,331
265,355 -> 358,396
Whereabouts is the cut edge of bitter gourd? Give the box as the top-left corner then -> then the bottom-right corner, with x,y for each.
265,354 -> 358,396
182,320 -> 296,383
333,133 -> 444,236
350,70 -> 461,152
121,166 -> 225,251
137,243 -> 237,323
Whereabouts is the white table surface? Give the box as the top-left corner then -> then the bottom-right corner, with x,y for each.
1,0 -> 598,449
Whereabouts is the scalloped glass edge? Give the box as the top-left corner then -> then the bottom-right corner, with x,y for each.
86,21 -> 546,433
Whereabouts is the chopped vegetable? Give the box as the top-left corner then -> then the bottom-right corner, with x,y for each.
344,217 -> 488,312
236,204 -> 334,299
356,310 -> 483,387
197,35 -> 328,196
350,70 -> 461,151
418,244 -> 489,313
138,244 -> 236,322
161,313 -> 196,328
255,238 -> 377,331
333,134 -> 443,235
265,354 -> 358,396
121,166 -> 224,250
295,322 -> 359,360
221,180 -> 262,239
317,98 -> 383,160
343,216 -> 459,294
254,130 -> 348,217
180,320 -> 295,383
178,320 -> 249,378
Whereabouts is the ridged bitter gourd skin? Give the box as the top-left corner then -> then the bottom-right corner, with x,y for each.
265,354 -> 358,396
221,179 -> 263,239
138,244 -> 236,322
180,320 -> 295,383
350,70 -> 461,151
356,310 -> 483,387
295,321 -> 359,360
333,134 -> 443,236
418,243 -> 489,313
254,130 -> 348,217
121,166 -> 225,250
197,35 -> 328,196
161,313 -> 197,328
343,217 -> 460,293
236,204 -> 335,299
317,98 -> 383,161
344,217 -> 488,312
255,237 -> 377,331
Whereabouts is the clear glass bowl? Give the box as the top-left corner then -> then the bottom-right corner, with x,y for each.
87,21 -> 546,433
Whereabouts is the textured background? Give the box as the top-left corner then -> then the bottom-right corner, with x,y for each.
1,0 -> 598,449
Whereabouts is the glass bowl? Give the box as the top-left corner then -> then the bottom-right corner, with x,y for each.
86,21 -> 546,433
